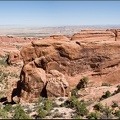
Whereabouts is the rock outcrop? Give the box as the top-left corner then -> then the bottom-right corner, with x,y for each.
20,61 -> 47,102
19,58 -> 69,102
7,51 -> 23,65
7,29 -> 120,102
71,30 -> 115,42
0,36 -> 34,43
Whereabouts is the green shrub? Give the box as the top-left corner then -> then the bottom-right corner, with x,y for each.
13,104 -> 31,119
114,109 -> 120,118
65,96 -> 78,108
44,99 -> 53,111
9,73 -> 19,78
64,96 -> 88,116
58,97 -> 64,101
114,85 -> 120,94
77,76 -> 89,89
0,107 -> 8,119
94,103 -> 104,112
60,103 -> 65,107
3,104 -> 13,112
53,112 -> 63,118
71,88 -> 79,97
105,91 -> 111,98
100,90 -> 111,100
74,114 -> 83,119
0,55 -> 8,67
87,111 -> 100,119
75,101 -> 88,116
35,97 -> 54,118
37,106 -> 47,118
102,106 -> 113,119
101,83 -> 111,86
0,71 -> 10,81
112,101 -> 118,108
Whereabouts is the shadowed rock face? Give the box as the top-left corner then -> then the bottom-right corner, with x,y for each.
7,30 -> 120,102
20,61 -> 47,102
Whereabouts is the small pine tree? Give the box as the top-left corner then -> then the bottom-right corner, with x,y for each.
13,104 -> 31,119
37,106 -> 47,118
87,111 -> 100,119
77,76 -> 89,89
94,102 -> 104,112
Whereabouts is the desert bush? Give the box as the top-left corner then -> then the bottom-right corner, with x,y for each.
0,70 -> 2,76
37,106 -> 47,118
104,91 -> 111,98
101,82 -> 111,86
87,111 -> 100,119
64,96 -> 88,116
85,100 -> 95,106
26,109 -> 32,114
35,97 -> 55,118
113,85 -> 120,95
94,103 -> 104,112
114,109 -> 120,118
0,55 -> 8,67
35,97 -> 47,107
52,102 -> 59,107
44,99 -> 53,111
53,112 -> 63,118
3,104 -> 13,112
60,103 -> 65,107
0,107 -> 8,119
100,90 -> 111,100
112,101 -> 118,108
64,96 -> 78,108
58,97 -> 64,101
74,114 -> 83,119
0,72 -> 9,81
16,45 -> 21,50
77,76 -> 89,89
9,72 -> 19,78
71,88 -> 79,97
13,104 -> 31,119
101,106 -> 113,119
75,101 -> 88,116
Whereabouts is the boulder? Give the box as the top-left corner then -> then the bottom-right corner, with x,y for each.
20,45 -> 38,65
20,61 -> 47,102
7,51 -> 23,65
46,70 -> 70,98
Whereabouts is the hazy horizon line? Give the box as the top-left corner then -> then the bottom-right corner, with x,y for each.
0,24 -> 120,28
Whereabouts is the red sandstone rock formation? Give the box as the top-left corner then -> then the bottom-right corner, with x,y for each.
0,36 -> 33,43
20,61 -> 47,102
46,70 -> 69,98
7,29 -> 120,102
71,30 -> 115,42
7,51 -> 23,65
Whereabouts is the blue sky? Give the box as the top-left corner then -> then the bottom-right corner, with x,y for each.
0,1 -> 120,26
